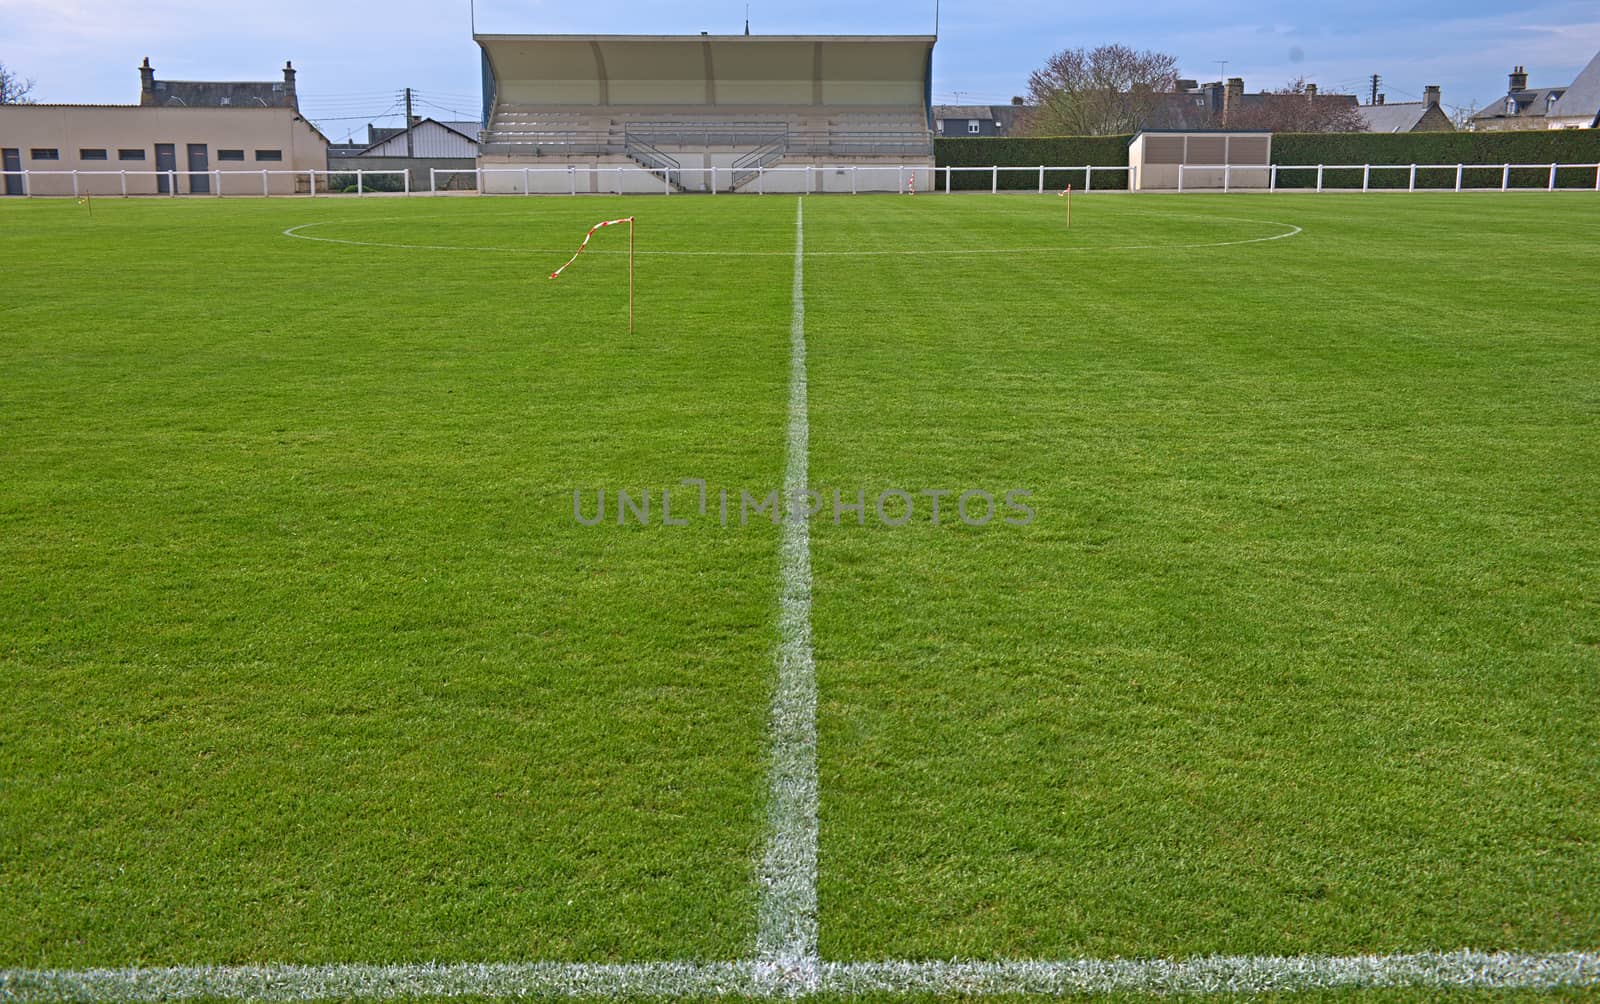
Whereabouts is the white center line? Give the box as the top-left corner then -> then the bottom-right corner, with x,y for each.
753,196 -> 820,990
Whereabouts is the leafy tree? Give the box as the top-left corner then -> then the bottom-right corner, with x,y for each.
0,62 -> 37,104
1023,45 -> 1179,136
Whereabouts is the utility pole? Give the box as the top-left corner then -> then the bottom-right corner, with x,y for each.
1369,74 -> 1381,106
404,86 -> 414,158
1216,60 -> 1228,81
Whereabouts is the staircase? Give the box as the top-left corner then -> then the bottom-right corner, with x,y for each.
623,133 -> 684,191
729,140 -> 788,191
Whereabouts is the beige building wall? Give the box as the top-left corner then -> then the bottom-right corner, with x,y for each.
0,105 -> 328,196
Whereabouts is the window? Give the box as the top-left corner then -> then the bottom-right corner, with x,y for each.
30,148 -> 59,160
80,148 -> 108,161
967,119 -> 981,134
255,149 -> 283,162
1506,97 -> 1517,115
118,148 -> 146,161
218,149 -> 245,161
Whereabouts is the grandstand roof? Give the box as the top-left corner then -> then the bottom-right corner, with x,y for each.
476,34 -> 935,109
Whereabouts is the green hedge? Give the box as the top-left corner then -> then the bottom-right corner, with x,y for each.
934,131 -> 1600,191
934,136 -> 1131,190
1269,131 -> 1600,190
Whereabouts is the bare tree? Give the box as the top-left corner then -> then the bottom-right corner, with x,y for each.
1,62 -> 37,104
1022,45 -> 1180,136
1224,77 -> 1365,133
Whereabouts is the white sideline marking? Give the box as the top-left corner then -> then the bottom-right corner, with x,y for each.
280,218 -> 1303,257
5,952 -> 1597,1001
753,196 -> 819,986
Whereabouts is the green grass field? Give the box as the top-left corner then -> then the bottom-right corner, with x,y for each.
1,191 -> 1598,999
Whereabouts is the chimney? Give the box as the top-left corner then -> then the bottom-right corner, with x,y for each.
1509,66 -> 1528,92
139,57 -> 156,106
1305,82 -> 1317,100
283,60 -> 297,109
1224,76 -> 1244,122
1423,85 -> 1441,108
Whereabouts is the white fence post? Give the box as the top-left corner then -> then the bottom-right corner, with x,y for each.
1595,164 -> 1600,191
851,166 -> 857,195
71,171 -> 79,198
1362,164 -> 1370,191
1224,163 -> 1231,192
898,165 -> 904,193
711,164 -> 717,194
944,165 -> 951,193
1455,164 -> 1463,192
991,165 -> 998,194
403,170 -> 411,196
522,166 -> 530,195
1270,164 -> 1278,191
1037,165 -> 1044,193
569,166 -> 576,196
1502,164 -> 1510,191
1548,163 -> 1558,191
357,170 -> 365,196
1084,164 -> 1092,192
1178,164 -> 1185,192
758,165 -> 764,195
170,170 -> 178,197
1408,164 -> 1416,191
120,170 -> 128,197
1316,164 -> 1324,192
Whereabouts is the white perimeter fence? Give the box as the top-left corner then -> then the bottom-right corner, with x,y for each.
5,163 -> 1600,197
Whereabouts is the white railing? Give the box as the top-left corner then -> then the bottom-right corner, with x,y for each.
1175,161 -> 1600,193
6,162 -> 1599,197
1,168 -> 410,197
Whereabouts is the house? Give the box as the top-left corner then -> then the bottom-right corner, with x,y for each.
932,104 -> 1026,137
138,57 -> 299,109
357,119 -> 480,157
1470,66 -> 1569,130
1545,51 -> 1600,128
326,117 -> 481,191
1,58 -> 328,196
1354,87 -> 1455,133
1142,79 -> 1359,131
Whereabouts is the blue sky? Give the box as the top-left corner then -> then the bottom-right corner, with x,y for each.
3,0 -> 1597,140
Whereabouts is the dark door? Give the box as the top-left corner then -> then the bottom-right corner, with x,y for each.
187,144 -> 209,194
155,144 -> 176,194
1,149 -> 21,196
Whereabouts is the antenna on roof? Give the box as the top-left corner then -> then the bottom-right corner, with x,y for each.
745,3 -> 750,35
935,0 -> 940,36
469,0 -> 476,35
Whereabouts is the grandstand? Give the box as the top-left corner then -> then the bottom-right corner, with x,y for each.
474,34 -> 936,193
